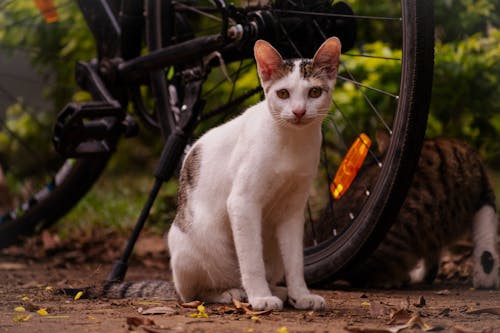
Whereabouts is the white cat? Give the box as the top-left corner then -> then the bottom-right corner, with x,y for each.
167,37 -> 341,311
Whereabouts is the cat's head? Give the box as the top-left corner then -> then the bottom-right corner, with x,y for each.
254,37 -> 341,128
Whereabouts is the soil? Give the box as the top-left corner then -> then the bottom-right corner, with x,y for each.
0,230 -> 499,333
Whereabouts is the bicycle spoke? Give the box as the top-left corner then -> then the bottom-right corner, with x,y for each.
337,75 -> 399,99
272,9 -> 401,22
339,61 -> 394,135
343,53 -> 401,61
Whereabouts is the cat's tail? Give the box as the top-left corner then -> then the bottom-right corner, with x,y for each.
103,280 -> 178,300
480,167 -> 497,211
59,280 -> 178,300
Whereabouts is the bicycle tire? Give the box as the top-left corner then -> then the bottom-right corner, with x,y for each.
0,1 -> 127,249
303,0 -> 434,284
111,0 -> 434,284
0,158 -> 109,248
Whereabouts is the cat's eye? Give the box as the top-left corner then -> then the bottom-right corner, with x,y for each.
276,89 -> 290,99
309,87 -> 322,98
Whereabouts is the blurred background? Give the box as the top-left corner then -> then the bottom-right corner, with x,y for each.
0,0 -> 499,239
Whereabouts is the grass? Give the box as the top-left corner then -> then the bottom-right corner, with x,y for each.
52,137 -> 179,239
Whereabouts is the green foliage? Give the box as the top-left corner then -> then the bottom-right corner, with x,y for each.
0,1 -> 94,110
435,0 -> 500,42
428,28 -> 500,165
1,1 -> 500,230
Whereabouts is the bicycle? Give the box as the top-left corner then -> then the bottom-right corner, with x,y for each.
0,0 -> 434,285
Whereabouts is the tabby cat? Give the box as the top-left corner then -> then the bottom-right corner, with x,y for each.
103,37 -> 341,310
333,132 -> 499,288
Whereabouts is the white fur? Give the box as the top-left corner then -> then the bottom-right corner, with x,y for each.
167,38 -> 340,311
472,205 -> 499,288
409,258 -> 427,284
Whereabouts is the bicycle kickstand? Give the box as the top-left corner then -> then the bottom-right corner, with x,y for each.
106,77 -> 204,283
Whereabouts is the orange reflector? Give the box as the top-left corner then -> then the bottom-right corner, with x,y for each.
330,133 -> 371,200
34,0 -> 59,23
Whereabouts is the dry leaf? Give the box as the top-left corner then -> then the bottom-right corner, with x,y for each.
13,314 -> 32,322
232,298 -> 273,316
36,309 -> 49,316
189,304 -> 209,318
277,327 -> 289,333
74,291 -> 84,300
466,307 -> 500,315
388,308 -> 411,325
140,306 -> 177,316
181,300 -> 203,308
406,313 -> 432,331
435,289 -> 451,295
250,315 -> 260,322
215,305 -> 236,314
127,316 -> 156,327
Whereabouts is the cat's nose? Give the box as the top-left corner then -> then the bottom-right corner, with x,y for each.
293,109 -> 306,118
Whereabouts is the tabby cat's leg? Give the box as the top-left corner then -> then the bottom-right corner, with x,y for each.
472,205 -> 499,289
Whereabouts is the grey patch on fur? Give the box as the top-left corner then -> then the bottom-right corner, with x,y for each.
481,251 -> 495,274
300,59 -> 336,80
299,60 -> 314,78
174,144 -> 201,232
102,280 -> 178,300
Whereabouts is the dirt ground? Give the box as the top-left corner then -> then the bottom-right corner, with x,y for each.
0,230 -> 499,333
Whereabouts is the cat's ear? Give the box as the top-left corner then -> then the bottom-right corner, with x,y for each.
312,37 -> 341,79
254,40 -> 284,82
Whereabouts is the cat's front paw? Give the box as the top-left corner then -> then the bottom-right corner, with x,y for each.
289,294 -> 326,311
249,296 -> 283,311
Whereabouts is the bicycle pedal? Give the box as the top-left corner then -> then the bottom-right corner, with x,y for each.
53,101 -> 137,157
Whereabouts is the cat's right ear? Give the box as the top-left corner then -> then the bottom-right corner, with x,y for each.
254,40 -> 283,83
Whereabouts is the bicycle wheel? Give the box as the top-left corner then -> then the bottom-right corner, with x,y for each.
0,1 -> 129,248
152,0 -> 433,284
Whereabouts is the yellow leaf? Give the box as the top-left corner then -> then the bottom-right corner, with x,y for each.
74,291 -> 84,300
245,329 -> 255,332
37,309 -> 49,316
190,304 -> 209,318
45,286 -> 53,291
21,296 -> 29,301
14,306 -> 25,312
250,316 -> 260,321
360,301 -> 371,307
13,314 -> 32,322
277,326 -> 288,333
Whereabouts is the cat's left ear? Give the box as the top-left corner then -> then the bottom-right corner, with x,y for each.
254,40 -> 284,83
312,37 -> 341,79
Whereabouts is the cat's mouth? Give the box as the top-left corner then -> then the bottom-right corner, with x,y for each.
287,117 -> 314,126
